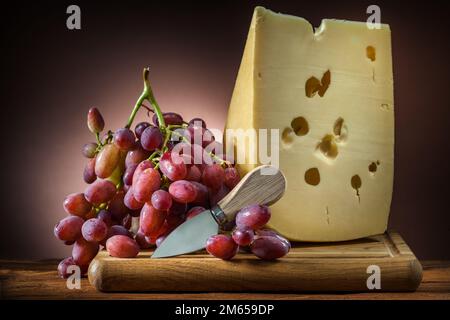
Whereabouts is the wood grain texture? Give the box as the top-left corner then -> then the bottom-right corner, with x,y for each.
218,165 -> 286,220
1,260 -> 449,300
86,231 -> 422,292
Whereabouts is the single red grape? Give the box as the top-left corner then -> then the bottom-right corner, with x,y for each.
190,181 -> 209,207
141,126 -> 163,151
124,188 -> 144,210
235,205 -> 271,230
125,142 -> 151,168
151,190 -> 172,211
188,118 -> 206,128
169,180 -> 198,203
202,164 -> 225,190
134,168 -> 161,202
135,121 -> 151,139
108,225 -> 133,238
256,229 -> 291,249
54,216 -> 84,242
185,126 -> 215,148
123,163 -> 137,186
57,257 -> 78,279
82,142 -> 97,158
87,107 -> 104,133
84,179 -> 117,205
232,227 -> 254,246
100,225 -> 133,247
206,234 -> 238,260
97,209 -> 114,227
132,160 -> 154,185
135,230 -> 154,249
106,235 -> 139,258
159,151 -> 187,181
72,238 -> 99,266
114,128 -> 136,151
185,165 -> 202,182
152,112 -> 183,126
95,144 -> 120,179
140,203 -> 167,236
83,158 -> 97,184
81,218 -> 108,242
224,167 -> 240,189
63,193 -> 92,217
250,236 -> 290,260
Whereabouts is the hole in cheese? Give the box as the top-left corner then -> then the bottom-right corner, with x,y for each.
366,46 -> 376,61
318,70 -> 330,97
380,103 -> 390,111
291,117 -> 309,136
351,175 -> 362,202
317,134 -> 338,159
333,117 -> 348,142
305,70 -> 330,98
333,118 -> 344,136
281,127 -> 294,146
305,168 -> 320,186
351,174 -> 362,189
305,77 -> 321,97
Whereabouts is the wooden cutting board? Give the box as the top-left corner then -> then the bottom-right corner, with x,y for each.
88,231 -> 422,292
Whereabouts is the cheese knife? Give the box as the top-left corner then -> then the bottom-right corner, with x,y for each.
151,165 -> 286,258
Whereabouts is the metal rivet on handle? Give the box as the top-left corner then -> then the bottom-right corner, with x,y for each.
210,205 -> 227,225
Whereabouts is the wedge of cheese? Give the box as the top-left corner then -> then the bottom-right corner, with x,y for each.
225,7 -> 394,241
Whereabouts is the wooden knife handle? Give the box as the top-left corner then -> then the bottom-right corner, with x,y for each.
217,165 -> 287,223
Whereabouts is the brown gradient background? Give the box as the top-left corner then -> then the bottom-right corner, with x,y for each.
1,0 -> 449,260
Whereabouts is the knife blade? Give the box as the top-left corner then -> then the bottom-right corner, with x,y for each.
151,165 -> 286,258
151,209 -> 218,258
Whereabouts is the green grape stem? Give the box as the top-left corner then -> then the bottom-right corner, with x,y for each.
95,132 -> 102,145
209,151 -> 226,166
125,68 -> 166,129
148,150 -> 160,161
161,129 -> 172,152
167,124 -> 186,129
169,129 -> 190,144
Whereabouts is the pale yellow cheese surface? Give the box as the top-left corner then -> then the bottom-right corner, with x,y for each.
225,7 -> 394,241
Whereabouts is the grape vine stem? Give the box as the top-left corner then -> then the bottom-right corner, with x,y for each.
125,68 -> 166,129
95,132 -> 102,146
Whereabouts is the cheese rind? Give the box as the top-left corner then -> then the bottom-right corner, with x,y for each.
225,7 -> 394,242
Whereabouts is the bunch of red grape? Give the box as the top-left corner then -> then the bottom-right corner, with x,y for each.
54,68 -> 289,279
206,205 -> 290,260
54,69 -> 244,278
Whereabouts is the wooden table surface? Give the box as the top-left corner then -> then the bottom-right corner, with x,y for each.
1,260 -> 449,300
